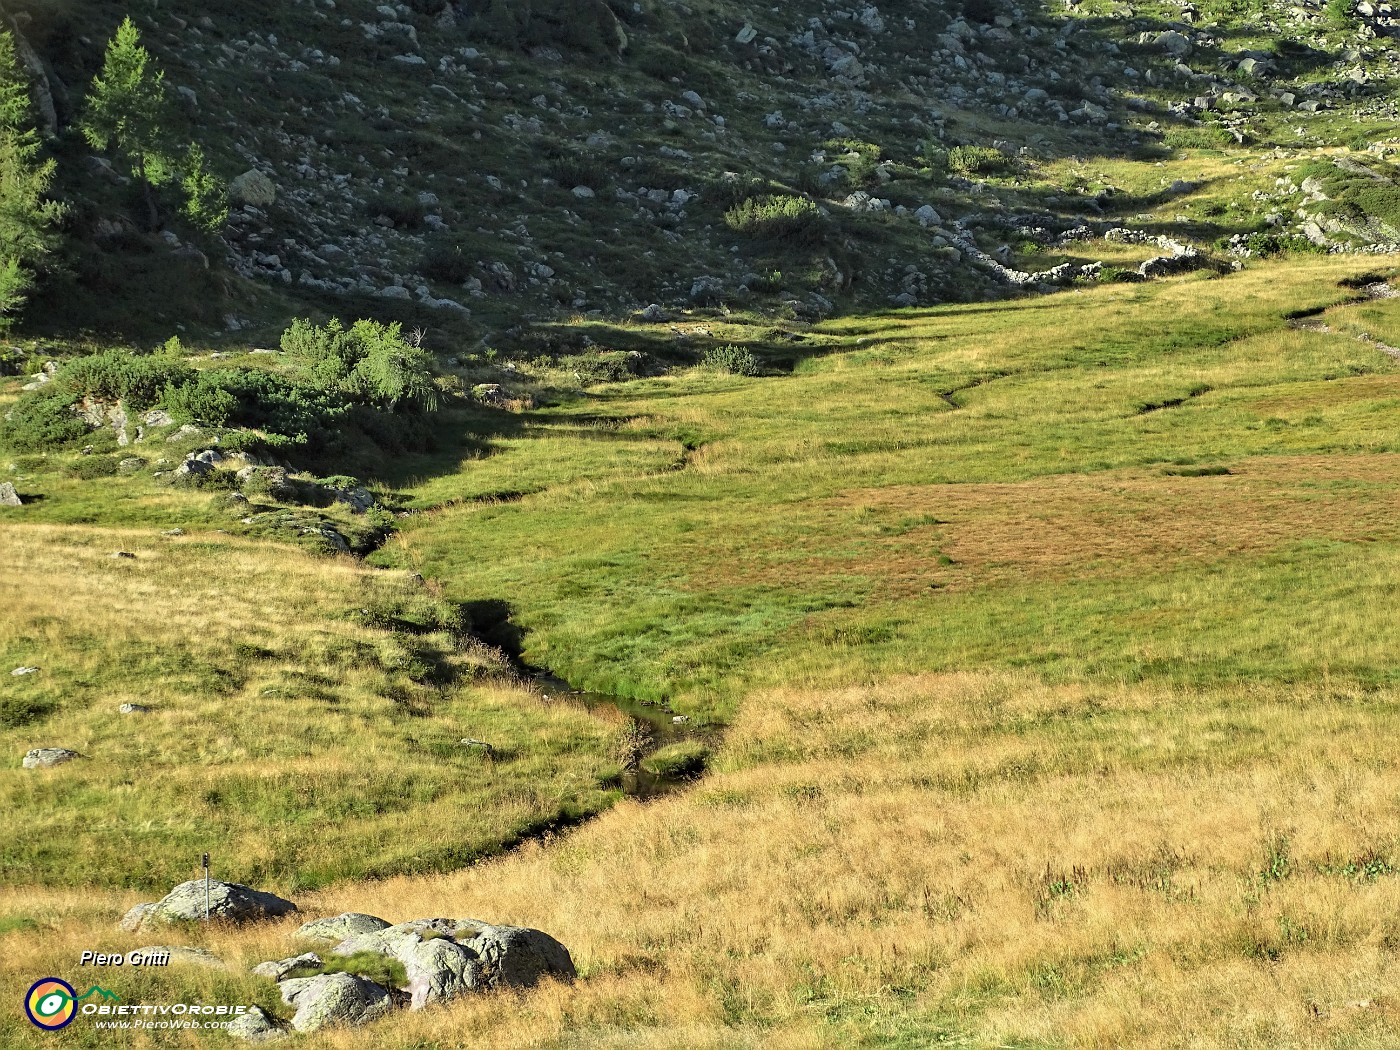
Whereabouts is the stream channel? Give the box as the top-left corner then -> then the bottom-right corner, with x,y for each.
529,674 -> 715,797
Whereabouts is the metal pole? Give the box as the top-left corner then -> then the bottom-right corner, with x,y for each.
202,853 -> 210,921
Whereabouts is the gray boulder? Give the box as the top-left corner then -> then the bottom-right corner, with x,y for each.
0,482 -> 21,507
334,917 -> 575,994
173,458 -> 215,478
332,918 -> 459,957
1155,30 -> 1191,55
119,903 -> 159,932
466,922 -> 577,989
133,880 -> 297,928
228,1005 -> 290,1043
23,748 -> 80,769
230,169 -> 277,208
252,952 -> 321,981
280,973 -> 392,1033
1139,248 -> 1205,279
400,936 -> 481,1009
333,487 -> 375,514
295,913 -> 392,945
914,204 -> 942,227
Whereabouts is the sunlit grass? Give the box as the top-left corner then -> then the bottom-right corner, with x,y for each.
0,525 -> 620,891
6,258 -> 1400,1046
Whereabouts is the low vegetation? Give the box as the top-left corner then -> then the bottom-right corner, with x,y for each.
4,257 -> 1398,1046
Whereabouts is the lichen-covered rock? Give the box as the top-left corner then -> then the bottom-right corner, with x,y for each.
0,482 -> 22,507
230,169 -> 277,207
399,937 -> 481,1009
23,748 -> 80,769
252,952 -> 320,981
119,903 -> 158,932
333,917 -> 575,997
279,972 -> 392,1033
294,913 -> 391,945
133,880 -> 297,928
464,921 -> 577,989
228,1005 -> 291,1043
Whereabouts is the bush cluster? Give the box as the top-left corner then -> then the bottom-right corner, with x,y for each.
282,318 -> 441,413
0,319 -> 441,461
947,145 -> 1012,176
60,352 -> 192,411
724,195 -> 825,243
703,344 -> 760,376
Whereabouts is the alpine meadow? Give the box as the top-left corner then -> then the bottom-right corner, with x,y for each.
3,0 -> 1400,1047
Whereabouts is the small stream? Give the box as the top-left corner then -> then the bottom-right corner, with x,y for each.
529,674 -> 713,797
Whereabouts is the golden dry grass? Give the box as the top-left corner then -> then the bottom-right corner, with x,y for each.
0,523 -> 620,890
7,673 -> 1399,1048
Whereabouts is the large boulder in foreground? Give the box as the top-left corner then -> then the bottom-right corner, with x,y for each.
228,1005 -> 290,1043
294,912 -> 391,945
279,972 -> 392,1033
121,880 -> 297,930
332,917 -> 575,1002
467,921 -> 577,989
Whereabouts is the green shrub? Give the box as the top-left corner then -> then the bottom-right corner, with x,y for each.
706,173 -> 771,211
1223,232 -> 1328,257
559,350 -> 645,384
824,139 -> 884,186
723,195 -> 825,243
161,374 -> 237,426
58,352 -> 192,410
703,344 -> 760,376
1325,0 -> 1352,25
1098,266 -> 1142,284
203,367 -> 339,441
948,145 -> 1011,176
0,387 -> 90,450
282,318 -> 440,412
748,269 -> 784,293
421,243 -> 475,285
65,454 -> 121,479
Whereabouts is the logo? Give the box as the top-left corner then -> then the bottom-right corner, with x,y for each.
24,979 -> 121,1030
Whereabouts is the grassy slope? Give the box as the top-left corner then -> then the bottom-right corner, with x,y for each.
6,257 -> 1400,1047
0,522 -> 625,891
379,257 -> 1400,708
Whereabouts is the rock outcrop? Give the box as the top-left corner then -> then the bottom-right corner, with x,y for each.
22,748 -> 80,769
295,913 -> 392,945
120,880 -> 297,930
279,972 -> 392,1033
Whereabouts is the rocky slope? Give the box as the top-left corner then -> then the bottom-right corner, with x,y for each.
5,0 -> 1400,338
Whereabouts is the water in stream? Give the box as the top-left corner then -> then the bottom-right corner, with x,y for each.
531,675 -> 711,797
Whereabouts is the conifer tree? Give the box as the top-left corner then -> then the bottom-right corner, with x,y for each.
0,30 -> 63,327
80,18 -> 227,235
79,17 -> 174,227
